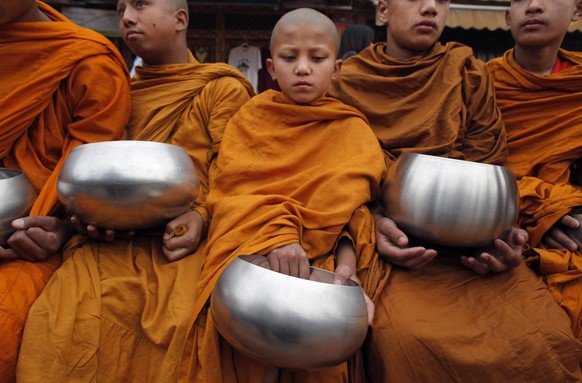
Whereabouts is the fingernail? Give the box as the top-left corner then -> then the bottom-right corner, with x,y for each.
397,236 -> 406,246
12,219 -> 24,227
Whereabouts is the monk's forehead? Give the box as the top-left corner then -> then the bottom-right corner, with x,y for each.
117,0 -> 187,10
271,8 -> 339,48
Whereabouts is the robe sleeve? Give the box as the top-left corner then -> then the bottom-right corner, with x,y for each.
189,76 -> 252,225
460,57 -> 507,166
518,176 -> 582,247
30,53 -> 130,216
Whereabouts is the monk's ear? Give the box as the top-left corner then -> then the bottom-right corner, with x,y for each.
266,58 -> 277,80
573,0 -> 582,22
331,59 -> 342,81
377,0 -> 390,25
505,8 -> 511,28
175,9 -> 188,31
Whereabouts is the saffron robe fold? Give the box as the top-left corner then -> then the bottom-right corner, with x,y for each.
488,49 -> 582,338
328,42 -> 582,382
16,53 -> 254,382
0,2 -> 130,382
183,90 -> 386,382
328,42 -> 507,165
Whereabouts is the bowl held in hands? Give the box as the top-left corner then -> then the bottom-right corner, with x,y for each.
210,255 -> 369,370
381,153 -> 519,247
57,140 -> 200,231
0,169 -> 37,245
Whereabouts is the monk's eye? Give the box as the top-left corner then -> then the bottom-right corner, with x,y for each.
117,7 -> 125,16
136,0 -> 146,7
281,56 -> 295,62
312,56 -> 327,62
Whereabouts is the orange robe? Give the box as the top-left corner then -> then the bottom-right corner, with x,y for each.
183,90 -> 386,382
488,49 -> 582,338
16,53 -> 253,382
328,43 -> 582,382
0,2 -> 130,381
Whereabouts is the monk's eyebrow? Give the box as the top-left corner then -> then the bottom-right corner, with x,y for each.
120,0 -> 137,7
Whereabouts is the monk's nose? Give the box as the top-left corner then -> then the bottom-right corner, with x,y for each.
121,7 -> 136,25
295,58 -> 312,75
526,0 -> 544,14
420,0 -> 438,16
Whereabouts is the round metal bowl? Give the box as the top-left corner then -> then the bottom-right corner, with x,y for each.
0,169 -> 37,245
57,141 -> 199,231
210,255 -> 369,370
381,153 -> 519,247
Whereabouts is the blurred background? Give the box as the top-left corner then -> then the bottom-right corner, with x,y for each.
45,0 -> 582,93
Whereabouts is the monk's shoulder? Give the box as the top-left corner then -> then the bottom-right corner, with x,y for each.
442,42 -> 486,71
66,54 -> 130,108
486,55 -> 506,77
200,74 -> 252,110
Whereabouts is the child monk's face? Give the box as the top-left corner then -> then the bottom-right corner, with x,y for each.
506,0 -> 582,48
266,22 -> 341,104
378,0 -> 449,60
117,0 -> 181,62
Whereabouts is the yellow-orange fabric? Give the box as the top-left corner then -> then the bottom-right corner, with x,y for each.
489,49 -> 582,338
16,53 -> 253,382
0,2 -> 130,382
328,42 -> 507,165
182,90 -> 386,382
329,42 -> 582,382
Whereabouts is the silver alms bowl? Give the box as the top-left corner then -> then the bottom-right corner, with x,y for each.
57,141 -> 199,230
0,169 -> 37,245
210,255 -> 369,370
382,153 -> 519,247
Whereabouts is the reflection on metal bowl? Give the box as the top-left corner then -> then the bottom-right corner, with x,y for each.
210,255 -> 369,370
0,169 -> 37,245
57,141 -> 199,230
382,153 -> 519,247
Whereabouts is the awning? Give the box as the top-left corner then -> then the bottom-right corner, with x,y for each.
447,3 -> 582,32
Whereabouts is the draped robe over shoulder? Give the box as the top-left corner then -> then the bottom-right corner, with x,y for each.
327,42 -> 582,382
184,90 -> 386,383
0,2 -> 130,381
17,53 -> 254,382
488,49 -> 582,338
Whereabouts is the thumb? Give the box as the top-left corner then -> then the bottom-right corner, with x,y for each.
333,265 -> 352,285
163,223 -> 175,241
12,216 -> 46,230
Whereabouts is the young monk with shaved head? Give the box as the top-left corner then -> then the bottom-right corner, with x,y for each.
16,0 -> 253,381
488,0 -> 582,338
328,0 -> 582,381
184,8 -> 385,382
0,1 -> 130,381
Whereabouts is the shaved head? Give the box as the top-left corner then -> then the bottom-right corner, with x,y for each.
167,0 -> 188,12
270,8 -> 340,53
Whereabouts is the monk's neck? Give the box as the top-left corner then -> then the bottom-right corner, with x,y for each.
513,44 -> 560,76
20,5 -> 51,22
143,48 -> 189,66
384,40 -> 432,61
